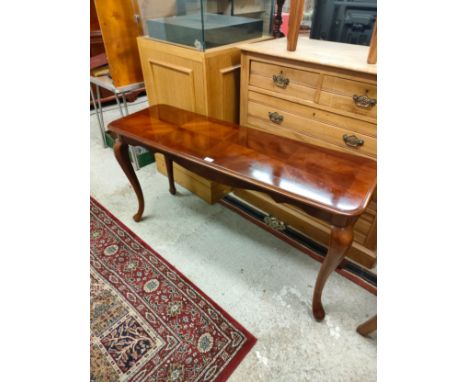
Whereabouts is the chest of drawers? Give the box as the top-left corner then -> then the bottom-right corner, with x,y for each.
238,37 -> 377,268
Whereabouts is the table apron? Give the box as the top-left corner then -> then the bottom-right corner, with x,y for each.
117,134 -> 357,228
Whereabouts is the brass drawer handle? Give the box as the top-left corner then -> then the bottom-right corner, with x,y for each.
272,71 -> 290,89
343,134 -> 364,148
353,94 -> 377,109
268,111 -> 284,124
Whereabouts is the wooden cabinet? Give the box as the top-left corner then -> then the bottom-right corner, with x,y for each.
238,37 -> 377,267
137,36 -> 268,203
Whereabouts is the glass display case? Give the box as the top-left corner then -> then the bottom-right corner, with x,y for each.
136,0 -> 274,50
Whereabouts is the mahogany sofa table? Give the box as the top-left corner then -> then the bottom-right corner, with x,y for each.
108,105 -> 377,321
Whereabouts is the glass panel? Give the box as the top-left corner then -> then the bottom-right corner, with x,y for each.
231,0 -> 274,35
137,0 -> 204,49
136,0 -> 274,51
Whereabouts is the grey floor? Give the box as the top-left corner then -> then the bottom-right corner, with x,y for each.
90,97 -> 377,382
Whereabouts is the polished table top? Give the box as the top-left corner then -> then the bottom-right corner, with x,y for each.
109,105 -> 376,217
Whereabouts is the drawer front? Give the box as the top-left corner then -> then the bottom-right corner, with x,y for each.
319,76 -> 377,119
249,60 -> 321,103
246,93 -> 376,158
249,91 -> 376,138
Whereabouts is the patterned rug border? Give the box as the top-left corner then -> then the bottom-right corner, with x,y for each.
91,196 -> 257,382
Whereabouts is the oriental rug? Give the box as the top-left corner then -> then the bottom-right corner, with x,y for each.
90,198 -> 256,382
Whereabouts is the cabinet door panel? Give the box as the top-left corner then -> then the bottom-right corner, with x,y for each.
150,60 -> 197,112
138,38 -> 207,114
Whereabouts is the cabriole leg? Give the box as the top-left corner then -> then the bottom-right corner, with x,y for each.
312,224 -> 354,320
114,137 -> 145,222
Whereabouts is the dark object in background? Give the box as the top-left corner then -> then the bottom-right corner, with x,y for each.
272,0 -> 286,38
310,0 -> 376,46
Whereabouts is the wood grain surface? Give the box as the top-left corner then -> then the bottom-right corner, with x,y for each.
109,105 -> 376,219
109,104 -> 377,320
94,0 -> 143,87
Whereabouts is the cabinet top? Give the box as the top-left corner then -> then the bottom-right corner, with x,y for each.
240,37 -> 377,75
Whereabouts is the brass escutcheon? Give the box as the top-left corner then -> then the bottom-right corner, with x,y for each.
343,134 -> 364,148
268,111 -> 284,124
272,71 -> 290,89
352,94 -> 377,109
264,216 -> 286,231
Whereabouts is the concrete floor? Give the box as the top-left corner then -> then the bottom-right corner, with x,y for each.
90,98 -> 377,382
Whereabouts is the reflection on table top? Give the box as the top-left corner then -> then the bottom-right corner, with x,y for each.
109,105 -> 376,216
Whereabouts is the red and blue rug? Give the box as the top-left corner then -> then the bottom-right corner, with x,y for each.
90,198 -> 256,382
